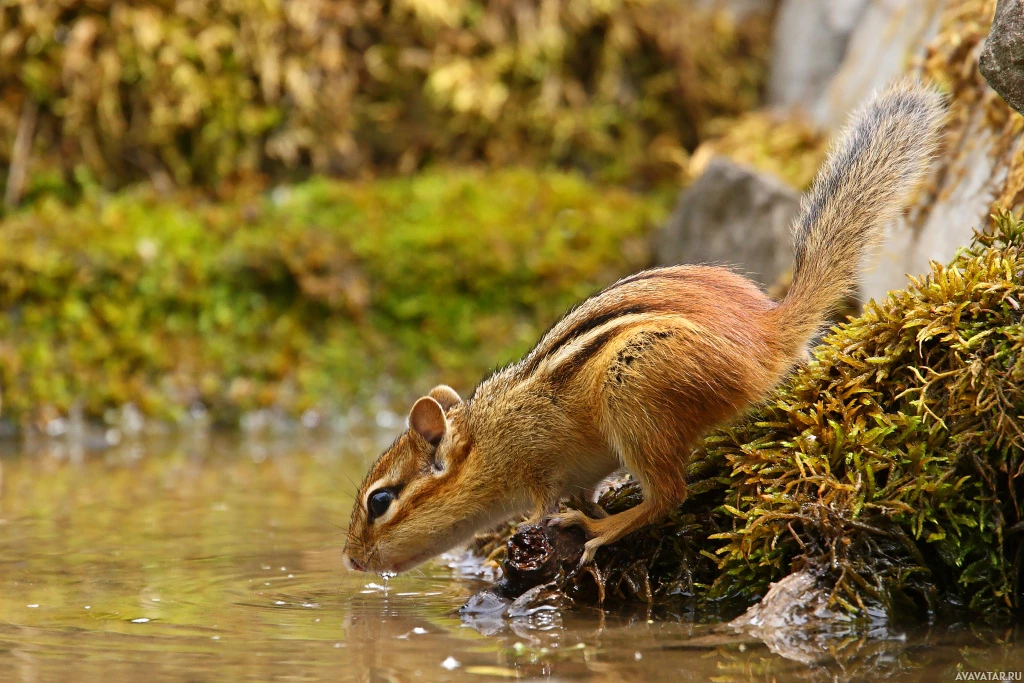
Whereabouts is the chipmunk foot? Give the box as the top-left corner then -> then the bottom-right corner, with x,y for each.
547,510 -> 604,566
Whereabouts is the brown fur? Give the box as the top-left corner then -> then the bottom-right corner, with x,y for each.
342,83 -> 946,573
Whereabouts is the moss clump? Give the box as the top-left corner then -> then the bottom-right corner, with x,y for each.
0,168 -> 667,426
709,211 -> 1024,620
483,212 -> 1024,623
0,0 -> 772,201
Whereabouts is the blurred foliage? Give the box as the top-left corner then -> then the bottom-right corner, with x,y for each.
0,168 -> 667,427
0,0 -> 774,201
689,110 -> 827,189
480,211 -> 1024,623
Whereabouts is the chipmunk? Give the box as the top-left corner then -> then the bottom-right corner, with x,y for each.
342,83 -> 945,574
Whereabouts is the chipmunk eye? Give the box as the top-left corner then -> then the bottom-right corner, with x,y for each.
367,488 -> 395,522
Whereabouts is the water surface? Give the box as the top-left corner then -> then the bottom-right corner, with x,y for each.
0,426 -> 1021,681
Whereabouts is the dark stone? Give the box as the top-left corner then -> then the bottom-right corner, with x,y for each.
496,523 -> 586,598
655,157 -> 800,289
470,523 -> 586,604
980,0 -> 1024,116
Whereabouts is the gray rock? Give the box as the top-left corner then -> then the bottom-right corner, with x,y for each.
861,111 -> 1007,302
769,0 -> 870,111
655,158 -> 800,289
811,0 -> 945,128
980,0 -> 1024,115
768,0 -> 946,129
730,570 -> 895,665
765,0 -> 992,304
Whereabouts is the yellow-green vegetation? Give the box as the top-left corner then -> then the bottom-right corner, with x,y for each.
509,212 -> 1024,623
690,111 -> 827,189
0,0 -> 772,202
0,168 -> 666,426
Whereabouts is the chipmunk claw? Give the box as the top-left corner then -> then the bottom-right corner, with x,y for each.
514,519 -> 535,534
578,539 -> 603,567
547,511 -> 604,566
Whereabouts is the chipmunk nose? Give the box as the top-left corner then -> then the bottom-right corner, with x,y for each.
342,552 -> 365,572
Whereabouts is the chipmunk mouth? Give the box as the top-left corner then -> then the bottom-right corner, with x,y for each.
342,553 -> 365,572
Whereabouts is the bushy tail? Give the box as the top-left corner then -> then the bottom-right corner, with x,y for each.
773,81 -> 946,350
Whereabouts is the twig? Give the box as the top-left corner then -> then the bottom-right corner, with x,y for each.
4,97 -> 38,211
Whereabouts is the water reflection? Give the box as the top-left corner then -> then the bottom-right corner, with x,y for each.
0,430 -> 1022,681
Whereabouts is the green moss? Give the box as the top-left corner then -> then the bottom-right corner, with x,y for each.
707,212 -> 1024,620
489,211 -> 1024,623
0,168 -> 668,426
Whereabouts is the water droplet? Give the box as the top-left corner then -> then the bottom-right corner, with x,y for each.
274,601 -> 286,605
412,627 -> 427,635
131,618 -> 150,623
212,636 -> 220,640
441,657 -> 460,670
26,604 -> 38,608
634,652 -> 643,661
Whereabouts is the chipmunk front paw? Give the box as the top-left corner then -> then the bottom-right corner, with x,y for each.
547,509 -> 592,531
548,511 -> 605,566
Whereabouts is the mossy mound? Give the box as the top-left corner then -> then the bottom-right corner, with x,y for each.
710,213 -> 1024,621
480,212 -> 1024,624
0,168 -> 666,427
0,0 -> 772,202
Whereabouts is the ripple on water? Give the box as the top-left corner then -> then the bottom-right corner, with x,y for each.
0,436 -> 1023,681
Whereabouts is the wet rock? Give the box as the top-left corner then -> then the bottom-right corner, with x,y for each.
507,582 -> 573,618
729,570 -> 893,665
460,589 -> 511,615
462,522 -> 586,617
768,0 -> 869,112
980,0 -> 1024,116
493,523 -> 586,599
655,157 -> 800,289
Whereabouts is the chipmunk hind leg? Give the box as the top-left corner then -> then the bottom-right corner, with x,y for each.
549,325 -> 701,564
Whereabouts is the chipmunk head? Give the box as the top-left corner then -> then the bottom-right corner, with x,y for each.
342,385 -> 483,574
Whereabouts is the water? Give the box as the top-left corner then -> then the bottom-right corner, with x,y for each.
1,429 -> 1022,681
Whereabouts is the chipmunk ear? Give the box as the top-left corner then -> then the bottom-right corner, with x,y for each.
409,396 -> 446,446
428,385 -> 461,412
